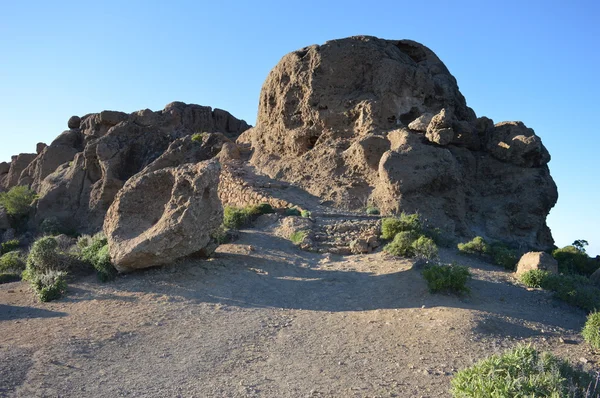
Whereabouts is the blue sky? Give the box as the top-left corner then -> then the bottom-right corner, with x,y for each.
1,0 -> 598,255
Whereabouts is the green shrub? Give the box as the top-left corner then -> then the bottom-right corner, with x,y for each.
254,203 -> 274,214
78,233 -> 116,282
191,132 -> 207,142
422,263 -> 470,295
301,210 -> 311,218
411,235 -> 438,261
39,217 -> 64,236
381,212 -> 422,240
536,273 -> 600,313
284,207 -> 301,217
0,251 -> 25,273
384,230 -> 418,257
583,312 -> 600,351
211,224 -> 232,245
290,230 -> 309,245
24,270 -> 67,302
457,236 -> 490,256
0,273 -> 21,284
490,243 -> 518,270
1,239 -> 20,255
0,186 -> 37,217
366,206 -> 380,215
223,204 -> 275,229
450,344 -> 598,397
519,269 -> 550,288
422,226 -> 453,248
26,236 -> 66,274
553,245 -> 595,276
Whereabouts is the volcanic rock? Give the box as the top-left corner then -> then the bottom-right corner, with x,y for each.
515,252 -> 559,276
239,36 -> 557,248
68,115 -> 81,129
104,160 -> 222,272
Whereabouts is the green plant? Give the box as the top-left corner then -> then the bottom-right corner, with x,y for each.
191,132 -> 207,142
422,226 -> 453,248
553,245 -> 595,276
223,204 -> 274,230
573,239 -> 589,253
583,312 -> 600,351
411,235 -> 438,261
290,230 -> 309,245
1,239 -> 20,255
39,217 -> 64,236
211,224 -> 231,244
0,251 -> 25,274
366,206 -> 380,215
450,344 -> 598,397
254,203 -> 274,214
383,230 -> 418,257
301,210 -> 311,218
284,207 -> 301,217
78,233 -> 116,282
422,263 -> 470,295
26,236 -> 66,274
519,269 -> 550,288
0,186 -> 37,217
381,212 -> 422,240
534,273 -> 600,313
0,273 -> 21,284
24,270 -> 68,302
457,236 -> 490,256
490,243 -> 518,270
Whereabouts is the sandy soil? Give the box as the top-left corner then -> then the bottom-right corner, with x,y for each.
1,228 -> 598,397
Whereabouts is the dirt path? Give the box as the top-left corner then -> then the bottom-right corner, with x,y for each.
1,228 -> 598,397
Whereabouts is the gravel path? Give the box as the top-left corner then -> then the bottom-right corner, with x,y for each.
1,229 -> 598,397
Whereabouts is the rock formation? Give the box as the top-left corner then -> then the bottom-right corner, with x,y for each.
33,102 -> 249,233
104,160 -> 222,272
239,36 -> 557,249
515,252 -> 559,276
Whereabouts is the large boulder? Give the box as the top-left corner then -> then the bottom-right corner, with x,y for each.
515,252 -> 559,276
104,160 -> 222,272
3,153 -> 37,189
35,102 -> 249,233
239,36 -> 557,249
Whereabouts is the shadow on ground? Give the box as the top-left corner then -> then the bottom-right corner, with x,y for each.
0,304 -> 68,321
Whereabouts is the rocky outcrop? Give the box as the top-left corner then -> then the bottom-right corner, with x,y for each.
34,102 -> 249,232
104,160 -> 222,272
3,153 -> 37,189
239,36 -> 557,249
515,252 -> 559,276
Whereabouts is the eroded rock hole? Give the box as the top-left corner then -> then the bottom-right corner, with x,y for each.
395,42 -> 427,63
399,107 -> 421,125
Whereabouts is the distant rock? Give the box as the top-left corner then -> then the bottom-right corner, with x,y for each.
3,153 -> 37,189
515,252 -> 558,276
104,160 -> 222,272
239,36 -> 557,249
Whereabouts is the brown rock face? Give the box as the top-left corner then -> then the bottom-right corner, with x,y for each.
35,102 -> 249,232
515,252 -> 559,276
240,36 -> 557,249
103,160 -> 222,272
3,153 -> 37,189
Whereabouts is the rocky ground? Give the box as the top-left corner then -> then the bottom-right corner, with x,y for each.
1,225 -> 598,398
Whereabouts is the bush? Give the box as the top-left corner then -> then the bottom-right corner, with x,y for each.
211,224 -> 233,245
422,226 -> 453,248
411,235 -> 438,261
384,230 -> 418,257
24,270 -> 67,302
1,239 -> 20,255
490,243 -> 518,270
191,132 -> 207,142
39,217 -> 64,236
422,263 -> 470,295
583,312 -> 600,351
223,204 -> 274,229
0,186 -> 37,217
450,344 -> 598,397
381,212 -> 422,240
290,230 -> 309,245
553,245 -> 595,276
366,206 -> 380,215
0,273 -> 21,284
457,236 -> 490,256
519,269 -> 550,288
284,207 -> 301,217
79,233 -> 116,282
26,236 -> 66,274
0,251 -> 25,274
301,210 -> 311,218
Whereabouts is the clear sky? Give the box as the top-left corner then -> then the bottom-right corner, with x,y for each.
1,0 -> 598,255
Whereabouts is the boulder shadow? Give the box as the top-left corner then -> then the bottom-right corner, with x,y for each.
0,304 -> 68,321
